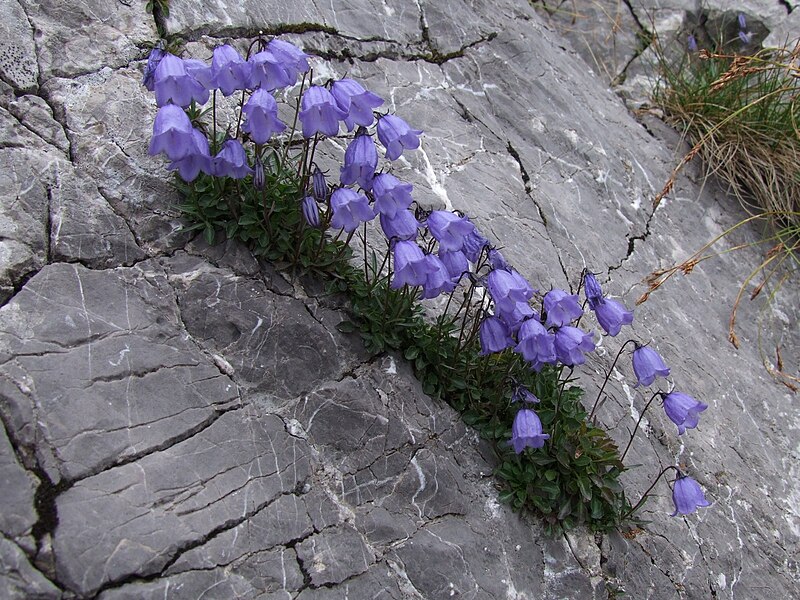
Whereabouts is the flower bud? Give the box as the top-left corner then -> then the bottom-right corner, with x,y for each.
253,156 -> 265,190
302,196 -> 320,227
312,167 -> 328,201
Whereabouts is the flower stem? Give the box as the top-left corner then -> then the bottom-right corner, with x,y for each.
622,465 -> 679,520
589,339 -> 638,420
620,392 -> 663,462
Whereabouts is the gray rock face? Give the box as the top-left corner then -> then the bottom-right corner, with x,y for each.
0,0 -> 797,598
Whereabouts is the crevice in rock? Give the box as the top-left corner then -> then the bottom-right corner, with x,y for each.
36,88 -> 75,164
609,1 -> 654,86
44,188 -> 52,264
0,267 -> 42,309
607,201 -> 656,275
506,141 -> 532,194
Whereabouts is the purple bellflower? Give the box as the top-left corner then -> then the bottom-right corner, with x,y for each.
142,46 -> 165,91
583,272 -> 604,309
267,39 -> 309,82
632,344 -> 670,387
420,255 -> 456,299
302,196 -> 320,227
461,227 -> 489,263
512,385 -> 540,404
662,392 -> 708,435
248,44 -> 301,91
687,34 -> 699,52
312,167 -> 328,201
544,289 -> 583,328
329,187 -> 375,232
148,104 -> 196,161
594,297 -> 634,336
167,128 -> 211,182
515,317 -> 557,369
554,326 -> 595,366
438,249 -> 468,282
210,44 -> 251,96
671,473 -> 711,516
299,86 -> 347,138
372,173 -> 414,218
391,241 -> 436,289
487,269 -> 534,315
242,88 -> 286,144
253,156 -> 265,190
510,408 -> 550,453
211,139 -> 253,179
153,53 -> 209,108
488,248 -> 511,272
380,209 -> 419,242
340,133 -> 378,190
377,114 -> 423,160
426,211 -> 476,252
331,78 -> 384,131
499,301 -> 536,334
183,58 -> 214,90
479,316 -> 513,355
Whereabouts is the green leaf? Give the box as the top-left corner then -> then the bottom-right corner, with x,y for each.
336,320 -> 357,333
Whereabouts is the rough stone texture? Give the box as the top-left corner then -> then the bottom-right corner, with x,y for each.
0,0 -> 798,598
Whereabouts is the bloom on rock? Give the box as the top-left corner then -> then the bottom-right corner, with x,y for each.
594,297 -> 634,337
331,78 -> 384,131
461,227 -> 489,262
662,392 -> 708,435
554,326 -> 595,366
242,89 -> 286,144
487,269 -> 534,315
632,344 -> 670,387
211,139 -> 253,179
479,316 -> 513,355
510,409 -> 550,453
372,173 -> 414,218
543,289 -> 583,328
671,473 -> 711,516
380,209 -> 419,241
299,86 -> 346,138
583,272 -> 604,309
515,317 -> 557,369
340,133 -> 378,190
142,46 -> 165,91
267,39 -> 309,80
420,255 -> 456,299
377,114 -> 423,160
391,241 -> 435,289
438,249 -> 468,282
249,40 -> 308,91
210,44 -> 251,96
329,188 -> 374,232
152,53 -> 209,108
148,104 -> 196,161
167,128 -> 211,181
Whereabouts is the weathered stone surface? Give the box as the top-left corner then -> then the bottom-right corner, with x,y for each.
0,536 -> 60,600
0,421 -> 37,540
295,524 -> 375,587
0,0 -> 38,92
2,94 -> 69,154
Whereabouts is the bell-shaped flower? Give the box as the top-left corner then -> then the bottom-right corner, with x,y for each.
380,209 -> 419,242
671,474 -> 711,516
340,133 -> 378,190
267,39 -> 309,82
487,268 -> 534,315
427,211 -> 476,252
302,196 -> 320,227
391,241 -> 436,289
167,128 -> 211,182
183,58 -> 214,90
331,78 -> 384,131
249,48 -> 292,91
515,317 -> 557,369
438,249 -> 468,282
479,316 -> 513,355
594,297 -> 634,336
583,272 -> 604,309
299,86 -> 346,138
488,248 -> 511,271
377,114 -> 423,160
242,88 -> 286,144
372,173 -> 413,218
420,255 -> 456,299
148,104 -> 196,161
153,53 -> 209,107
543,289 -> 583,328
499,301 -> 536,334
142,46 -> 165,91
512,385 -> 540,403
632,344 -> 670,387
329,187 -> 374,232
554,326 -> 595,366
462,227 -> 489,263
210,139 -> 253,179
510,408 -> 550,453
210,44 -> 251,96
662,392 -> 708,435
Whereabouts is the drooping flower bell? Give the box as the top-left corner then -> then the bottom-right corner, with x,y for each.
438,249 -> 468,282
427,211 -> 476,252
543,289 -> 583,328
377,114 -> 423,160
152,53 -> 209,108
331,78 -> 384,131
340,133 -> 378,190
210,44 -> 252,96
329,187 -> 374,232
487,248 -> 511,272
148,104 -> 197,161
242,88 -> 286,144
391,241 -> 436,289
594,297 -> 634,337
632,344 -> 670,387
210,139 -> 253,179
142,45 -> 165,91
515,317 -> 557,369
420,254 -> 456,299
372,173 -> 414,218
479,316 -> 513,356
512,385 -> 540,404
554,326 -> 595,366
510,408 -> 550,453
671,473 -> 711,516
249,40 -> 309,91
167,128 -> 211,182
487,268 -> 534,316
266,39 -> 310,82
299,86 -> 346,138
461,227 -> 489,263
380,209 -> 419,242
583,272 -> 604,309
662,392 -> 708,435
